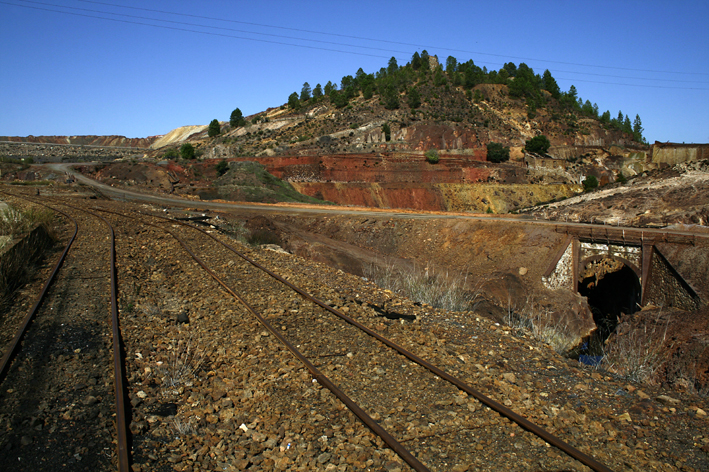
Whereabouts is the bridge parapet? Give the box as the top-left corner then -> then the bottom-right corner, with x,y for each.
579,242 -> 641,268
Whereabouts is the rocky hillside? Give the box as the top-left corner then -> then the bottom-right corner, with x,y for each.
135,52 -> 659,212
153,53 -> 646,160
0,135 -> 156,148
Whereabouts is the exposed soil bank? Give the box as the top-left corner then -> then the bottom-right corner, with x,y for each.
219,209 -> 709,391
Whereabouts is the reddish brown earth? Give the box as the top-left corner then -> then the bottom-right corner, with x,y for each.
234,153 -> 500,184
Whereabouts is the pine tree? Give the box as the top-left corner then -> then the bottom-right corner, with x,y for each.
632,115 -> 644,143
300,82 -> 312,102
542,69 -> 560,99
313,83 -> 323,99
229,108 -> 246,127
208,119 -> 220,137
411,51 -> 422,70
288,92 -> 300,110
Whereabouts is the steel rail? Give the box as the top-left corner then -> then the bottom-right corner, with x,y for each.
0,195 -> 77,384
46,199 -> 130,472
95,209 -> 431,472
162,214 -> 615,472
0,193 -> 131,472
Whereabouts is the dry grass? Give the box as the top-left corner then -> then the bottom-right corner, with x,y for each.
364,261 -> 479,312
603,311 -> 672,384
155,331 -> 210,395
0,204 -> 55,237
505,297 -> 578,354
169,416 -> 197,436
0,204 -> 56,311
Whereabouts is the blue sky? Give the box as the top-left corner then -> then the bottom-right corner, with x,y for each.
1,0 -> 707,144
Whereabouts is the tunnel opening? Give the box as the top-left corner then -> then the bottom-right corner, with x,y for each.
578,258 -> 642,359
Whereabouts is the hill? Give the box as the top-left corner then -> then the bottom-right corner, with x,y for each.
153,52 -> 646,158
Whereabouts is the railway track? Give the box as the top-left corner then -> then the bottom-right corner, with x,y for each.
0,195 -> 128,471
90,202 -> 612,471
1,189 -> 706,471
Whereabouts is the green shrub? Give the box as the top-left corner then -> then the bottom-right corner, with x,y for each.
583,175 -> 599,191
425,149 -> 440,164
616,172 -> 627,184
486,142 -> 510,163
163,148 -> 179,160
180,143 -> 195,160
524,135 -> 551,154
215,160 -> 229,176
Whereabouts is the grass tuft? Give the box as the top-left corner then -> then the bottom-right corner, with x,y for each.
505,298 -> 578,354
603,311 -> 672,384
365,261 -> 478,312
155,332 -> 209,394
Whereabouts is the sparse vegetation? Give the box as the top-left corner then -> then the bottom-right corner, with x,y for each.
425,149 -> 440,164
603,312 -> 671,384
505,299 -> 578,354
486,142 -> 510,163
155,332 -> 209,394
179,143 -> 195,160
365,261 -> 477,312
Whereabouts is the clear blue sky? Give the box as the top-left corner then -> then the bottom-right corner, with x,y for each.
1,0 -> 708,144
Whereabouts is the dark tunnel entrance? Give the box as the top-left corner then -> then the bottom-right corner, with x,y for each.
578,258 -> 642,356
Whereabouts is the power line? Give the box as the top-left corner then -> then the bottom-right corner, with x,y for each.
554,77 -> 709,91
15,0 -> 415,56
1,1 -> 392,59
5,0 -> 709,90
74,0 -> 709,78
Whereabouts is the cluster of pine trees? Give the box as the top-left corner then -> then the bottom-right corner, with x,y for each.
284,51 -> 645,143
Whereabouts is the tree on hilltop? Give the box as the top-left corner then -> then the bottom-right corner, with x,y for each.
230,108 -> 246,127
387,56 -> 399,75
313,83 -> 323,99
542,69 -> 560,99
208,119 -> 221,137
300,82 -> 312,102
632,115 -> 645,143
411,51 -> 422,70
288,92 -> 300,110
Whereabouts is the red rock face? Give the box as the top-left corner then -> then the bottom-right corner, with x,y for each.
292,182 -> 449,211
403,124 -> 482,151
227,153 -> 529,211
233,153 -> 507,185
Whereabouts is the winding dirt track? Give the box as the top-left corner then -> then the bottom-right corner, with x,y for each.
48,163 -> 709,243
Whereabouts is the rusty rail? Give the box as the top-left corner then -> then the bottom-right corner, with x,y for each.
100,209 -> 430,472
0,198 -> 77,383
89,209 -> 130,472
0,194 -> 130,472
170,215 -> 615,472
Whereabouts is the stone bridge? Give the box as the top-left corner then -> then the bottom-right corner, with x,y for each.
543,226 -> 700,325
